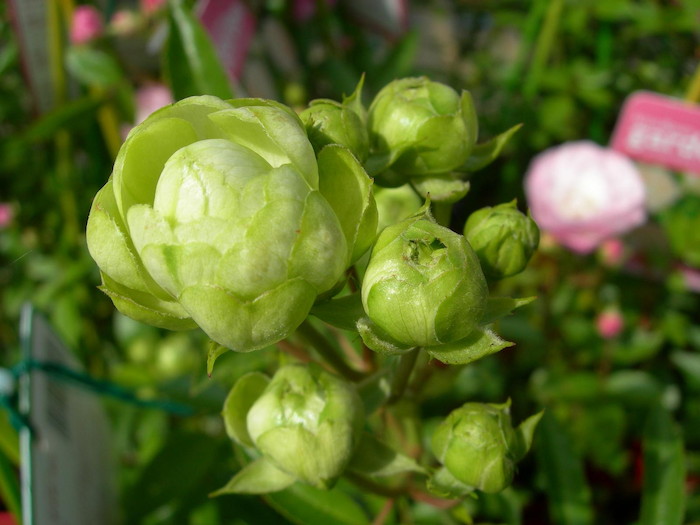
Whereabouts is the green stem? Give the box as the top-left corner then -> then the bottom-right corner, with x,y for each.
296,320 -> 364,382
345,471 -> 407,498
388,348 -> 420,404
523,0 -> 564,101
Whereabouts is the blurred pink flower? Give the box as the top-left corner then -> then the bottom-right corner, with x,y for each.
109,9 -> 141,35
679,265 -> 700,293
0,203 -> 13,229
141,0 -> 167,15
293,0 -> 337,22
70,5 -> 104,45
596,309 -> 624,339
121,84 -> 173,140
525,141 -> 646,254
134,84 -> 173,124
598,238 -> 625,267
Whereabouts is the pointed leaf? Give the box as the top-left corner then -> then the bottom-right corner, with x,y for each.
512,410 -> 544,461
536,412 -> 594,525
65,46 -> 123,87
639,404 -> 686,525
343,74 -> 366,123
482,296 -> 537,325
311,294 -> 365,331
349,433 -> 427,478
211,458 -> 296,496
222,372 -> 270,447
426,328 -> 514,365
165,1 -> 233,100
207,341 -> 229,376
426,466 -> 475,500
461,124 -> 522,172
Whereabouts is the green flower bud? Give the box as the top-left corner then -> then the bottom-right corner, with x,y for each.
86,96 -> 348,352
300,99 -> 369,162
368,77 -> 477,177
431,402 -> 542,493
246,364 -> 364,489
464,201 -> 539,279
361,208 -> 488,347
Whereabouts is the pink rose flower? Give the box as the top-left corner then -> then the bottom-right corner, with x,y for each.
596,309 -> 624,339
525,141 -> 646,254
70,5 -> 104,45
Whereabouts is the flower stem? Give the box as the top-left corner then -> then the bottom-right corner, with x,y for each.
388,348 -> 420,404
296,320 -> 364,382
345,471 -> 407,498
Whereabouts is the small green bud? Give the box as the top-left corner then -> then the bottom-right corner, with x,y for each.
301,99 -> 369,162
431,402 -> 542,493
361,208 -> 488,347
368,77 -> 477,177
246,364 -> 364,489
464,201 -> 539,279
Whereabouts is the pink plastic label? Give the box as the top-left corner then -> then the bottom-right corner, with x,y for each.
198,0 -> 256,82
611,91 -> 700,176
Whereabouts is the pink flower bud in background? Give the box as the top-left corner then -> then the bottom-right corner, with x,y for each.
525,141 -> 646,254
598,238 -> 625,268
109,9 -> 141,35
596,309 -> 624,339
70,6 -> 104,45
141,0 -> 167,16
679,265 -> 700,293
0,203 -> 13,229
121,84 -> 173,140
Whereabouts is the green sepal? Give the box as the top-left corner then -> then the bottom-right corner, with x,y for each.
206,341 -> 229,376
481,296 -> 537,325
349,432 -> 427,478
210,457 -> 296,496
356,317 -> 416,356
365,145 -> 409,179
460,123 -> 522,172
317,145 -> 378,264
427,466 -> 475,500
511,410 -> 544,462
460,90 -> 478,151
311,293 -> 365,331
221,372 -> 270,447
426,328 -> 514,365
99,273 -> 196,331
342,74 -> 366,123
410,173 -> 471,204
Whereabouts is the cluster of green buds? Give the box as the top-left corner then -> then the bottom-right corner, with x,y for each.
86,75 -> 543,503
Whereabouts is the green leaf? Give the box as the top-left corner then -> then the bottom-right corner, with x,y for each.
342,74 -> 367,123
512,410 -> 544,461
482,296 -> 537,325
0,411 -> 19,465
0,448 -> 21,524
164,1 -> 233,100
356,316 -> 415,356
265,481 -> 372,525
211,457 -> 296,496
311,294 -> 365,331
222,372 -> 270,447
461,123 -> 523,172
410,174 -> 470,204
536,412 -> 594,525
426,466 -> 474,500
349,433 -> 427,478
22,94 -> 105,142
639,404 -> 686,525
356,371 -> 392,415
206,341 -> 229,376
65,46 -> 124,87
426,328 -> 514,365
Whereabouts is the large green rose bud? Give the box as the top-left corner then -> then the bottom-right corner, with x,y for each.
86,96 -> 348,352
464,201 -> 539,280
431,401 -> 542,494
300,99 -> 369,162
361,208 -> 488,347
246,364 -> 364,489
368,77 -> 477,177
